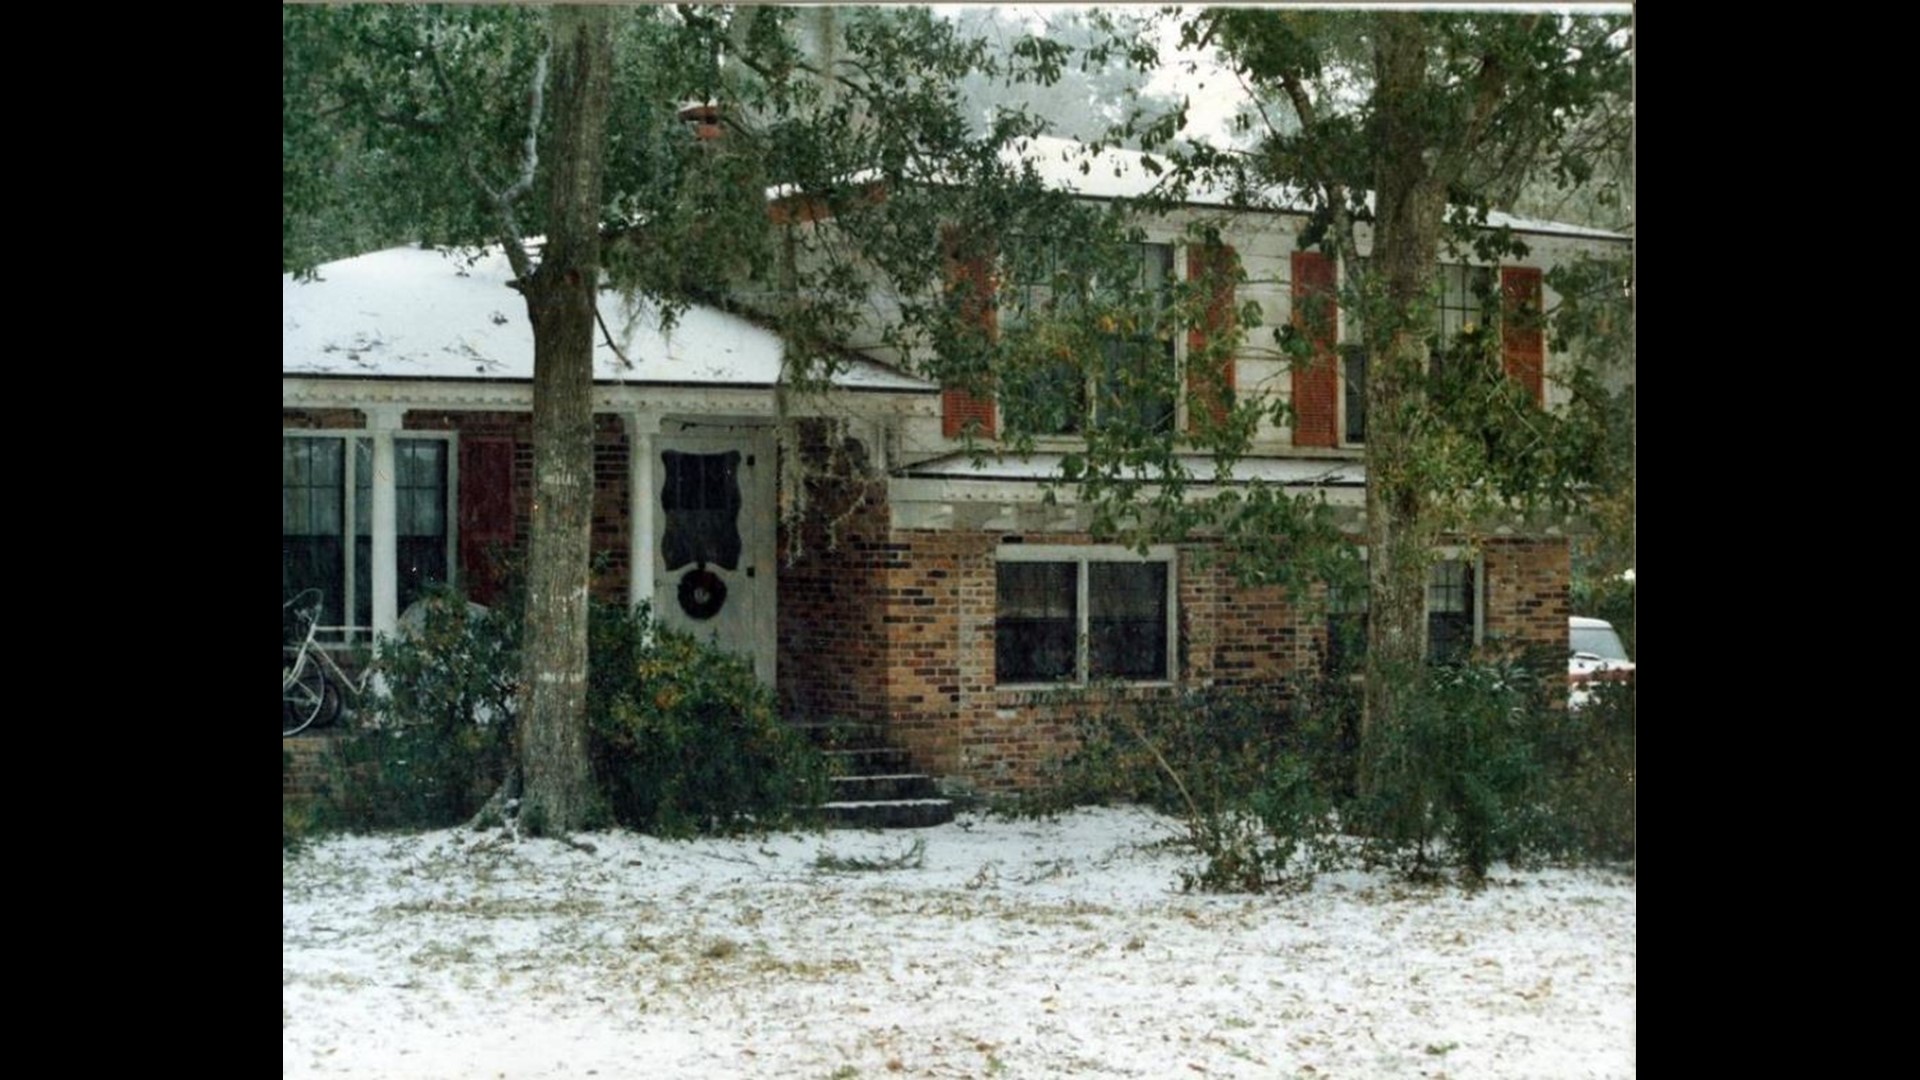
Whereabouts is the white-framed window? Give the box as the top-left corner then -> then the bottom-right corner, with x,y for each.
995,544 -> 1177,686
282,431 -> 456,640
1325,549 -> 1485,668
1000,240 -> 1180,438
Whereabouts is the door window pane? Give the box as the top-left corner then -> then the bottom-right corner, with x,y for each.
661,450 -> 743,572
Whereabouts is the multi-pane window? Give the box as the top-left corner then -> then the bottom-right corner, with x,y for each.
995,561 -> 1079,683
1002,241 -> 1177,437
283,434 -> 451,639
1341,346 -> 1368,445
284,438 -> 348,628
1337,261 -> 1500,446
1425,559 -> 1475,663
1323,556 -> 1480,669
1434,264 -> 1497,346
996,549 -> 1174,685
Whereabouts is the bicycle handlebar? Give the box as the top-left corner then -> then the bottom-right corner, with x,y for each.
284,587 -> 325,611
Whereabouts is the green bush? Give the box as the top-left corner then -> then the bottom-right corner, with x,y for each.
283,749 -> 310,856
1533,677 -> 1636,862
324,589 -> 519,830
1350,658 -> 1553,884
319,593 -> 827,837
1029,656 -> 1634,890
1029,687 -> 1340,891
587,603 -> 828,837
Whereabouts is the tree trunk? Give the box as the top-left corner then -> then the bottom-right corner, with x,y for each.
516,4 -> 615,836
1360,14 -> 1448,778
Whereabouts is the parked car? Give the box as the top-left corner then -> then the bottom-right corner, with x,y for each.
1569,615 -> 1634,709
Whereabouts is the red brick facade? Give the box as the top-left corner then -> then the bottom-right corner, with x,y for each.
773,455 -> 1571,792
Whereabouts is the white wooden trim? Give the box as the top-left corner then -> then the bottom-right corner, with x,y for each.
624,410 -> 662,614
282,428 -> 458,643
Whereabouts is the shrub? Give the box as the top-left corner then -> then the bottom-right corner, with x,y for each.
1029,649 -> 1636,891
1350,657 -> 1558,884
1533,677 -> 1636,862
283,749 -> 311,856
319,593 -> 827,837
587,603 -> 827,837
325,589 -> 518,830
1029,686 -> 1340,891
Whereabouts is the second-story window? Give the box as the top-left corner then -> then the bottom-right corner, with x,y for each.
1339,261 -> 1500,446
1002,241 -> 1177,438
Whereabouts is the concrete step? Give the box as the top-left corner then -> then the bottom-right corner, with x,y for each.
790,721 -> 887,749
818,798 -> 956,830
829,772 -> 940,802
823,746 -> 913,774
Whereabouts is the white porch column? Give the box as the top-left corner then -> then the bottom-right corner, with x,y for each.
365,405 -> 404,638
625,410 -> 663,614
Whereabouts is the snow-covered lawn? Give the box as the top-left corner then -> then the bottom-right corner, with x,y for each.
283,806 -> 1634,1078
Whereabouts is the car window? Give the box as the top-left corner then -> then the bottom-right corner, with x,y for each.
1570,624 -> 1628,661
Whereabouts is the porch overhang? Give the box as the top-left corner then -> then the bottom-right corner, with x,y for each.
887,451 -> 1367,532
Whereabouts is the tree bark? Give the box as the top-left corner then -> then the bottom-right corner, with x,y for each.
1360,14 -> 1448,773
516,4 -> 615,836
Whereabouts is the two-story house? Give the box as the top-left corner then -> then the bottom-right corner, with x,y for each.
282,134 -> 1631,792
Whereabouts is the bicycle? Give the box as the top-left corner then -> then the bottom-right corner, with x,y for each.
283,589 -> 377,736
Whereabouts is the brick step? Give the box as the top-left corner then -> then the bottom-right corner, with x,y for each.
817,798 -> 956,830
790,720 -> 885,742
829,772 -> 940,802
822,746 -> 913,774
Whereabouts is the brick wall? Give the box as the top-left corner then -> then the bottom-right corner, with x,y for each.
783,516 -> 1574,793
795,526 -> 1325,794
282,735 -> 341,801
1482,536 -> 1571,659
776,424 -> 897,726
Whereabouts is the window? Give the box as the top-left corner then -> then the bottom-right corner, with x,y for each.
1341,346 -> 1368,445
996,547 -> 1175,685
1323,554 -> 1482,669
1434,263 -> 1497,348
283,433 -> 452,639
1001,241 -> 1177,437
1337,261 -> 1499,446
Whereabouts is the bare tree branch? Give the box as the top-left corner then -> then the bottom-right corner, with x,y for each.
595,300 -> 632,370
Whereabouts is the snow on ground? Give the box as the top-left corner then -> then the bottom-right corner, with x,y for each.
283,806 -> 1634,1079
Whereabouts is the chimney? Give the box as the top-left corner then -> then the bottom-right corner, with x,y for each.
677,100 -> 723,142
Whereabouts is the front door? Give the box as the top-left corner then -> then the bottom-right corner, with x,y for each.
652,429 -> 776,684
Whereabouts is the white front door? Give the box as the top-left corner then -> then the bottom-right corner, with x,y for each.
652,429 -> 776,684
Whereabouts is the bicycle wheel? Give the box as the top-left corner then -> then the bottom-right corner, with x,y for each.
283,650 -> 329,737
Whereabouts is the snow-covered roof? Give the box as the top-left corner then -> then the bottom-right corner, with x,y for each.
1002,135 -> 1631,242
767,135 -> 1628,243
899,450 -> 1365,487
282,245 -> 935,393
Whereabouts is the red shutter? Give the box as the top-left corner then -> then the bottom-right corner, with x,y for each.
940,227 -> 998,439
1501,266 -> 1545,406
458,437 -> 516,605
1186,243 -> 1238,431
1290,251 -> 1338,448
